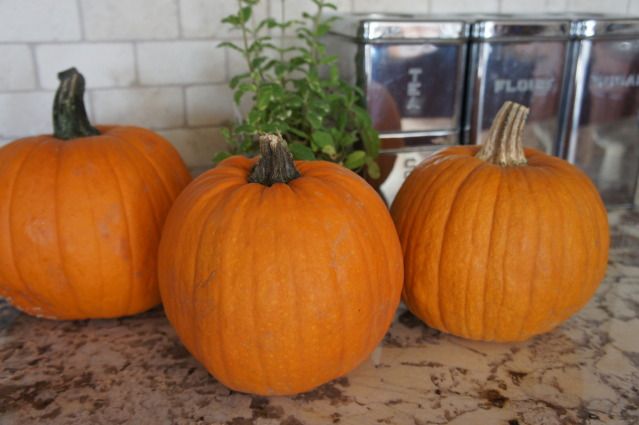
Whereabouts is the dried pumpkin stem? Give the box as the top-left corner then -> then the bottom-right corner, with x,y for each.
53,68 -> 100,140
476,101 -> 529,166
248,133 -> 301,186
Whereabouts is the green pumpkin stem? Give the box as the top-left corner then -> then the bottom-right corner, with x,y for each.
476,101 -> 529,166
53,68 -> 100,140
248,133 -> 301,186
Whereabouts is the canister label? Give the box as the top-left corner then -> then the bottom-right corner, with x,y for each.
379,150 -> 439,205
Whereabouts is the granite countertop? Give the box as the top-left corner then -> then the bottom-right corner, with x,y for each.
1,210 -> 638,425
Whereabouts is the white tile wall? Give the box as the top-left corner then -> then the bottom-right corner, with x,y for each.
158,127 -> 227,168
180,0 -> 268,38
272,0 -> 352,21
80,0 -> 179,40
137,41 -> 226,85
0,0 -> 637,168
92,87 -> 184,129
352,0 -> 429,13
567,0 -> 630,13
36,44 -> 136,89
0,0 -> 81,42
499,0 -> 548,13
0,91 -> 57,137
0,45 -> 36,91
431,0 -> 498,13
186,85 -> 234,126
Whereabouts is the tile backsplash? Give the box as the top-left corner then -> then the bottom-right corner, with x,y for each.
0,0 -> 636,169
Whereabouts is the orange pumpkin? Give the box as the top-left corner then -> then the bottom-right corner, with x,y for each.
0,68 -> 191,319
159,134 -> 403,395
391,102 -> 609,342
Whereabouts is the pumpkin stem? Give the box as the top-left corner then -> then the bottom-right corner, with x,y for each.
248,133 -> 301,186
53,68 -> 100,140
476,101 -> 529,166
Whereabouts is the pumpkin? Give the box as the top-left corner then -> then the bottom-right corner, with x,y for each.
158,134 -> 403,395
391,102 -> 609,342
0,68 -> 191,320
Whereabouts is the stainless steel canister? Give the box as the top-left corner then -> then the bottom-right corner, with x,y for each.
465,17 -> 573,155
563,18 -> 639,206
325,14 -> 469,204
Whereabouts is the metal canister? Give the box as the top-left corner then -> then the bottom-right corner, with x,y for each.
465,17 -> 573,155
563,17 -> 639,206
325,14 -> 469,204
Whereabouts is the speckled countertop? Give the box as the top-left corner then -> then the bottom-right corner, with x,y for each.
1,209 -> 638,425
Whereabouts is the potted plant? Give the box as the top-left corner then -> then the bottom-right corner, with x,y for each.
217,0 -> 381,178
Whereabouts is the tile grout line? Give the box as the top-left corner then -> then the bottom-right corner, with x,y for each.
76,0 -> 87,40
133,42 -> 141,86
182,86 -> 189,127
28,43 -> 43,90
175,0 -> 184,38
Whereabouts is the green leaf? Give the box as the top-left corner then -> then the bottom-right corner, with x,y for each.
315,22 -> 331,37
221,15 -> 240,26
344,150 -> 366,169
239,6 -> 252,23
229,73 -> 249,89
311,131 -> 333,149
288,142 -> 315,160
287,127 -> 308,139
321,144 -> 337,158
366,157 -> 381,179
307,114 -> 322,129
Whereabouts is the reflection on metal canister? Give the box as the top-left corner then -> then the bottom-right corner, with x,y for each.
564,18 -> 639,206
324,14 -> 469,204
465,17 -> 573,155
325,13 -> 639,207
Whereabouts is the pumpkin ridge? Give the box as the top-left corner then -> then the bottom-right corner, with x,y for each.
435,160 -> 485,333
252,185 -> 276,391
478,168 -> 502,340
533,167 -> 564,334
53,140 -> 84,318
298,178 -> 349,380
534,166 -> 574,334
193,182 -> 251,383
115,130 -> 180,203
513,167 -> 541,340
553,167 -> 594,312
460,164 -> 491,338
326,175 -> 381,371
547,163 -> 606,317
102,147 -> 136,316
398,156 -> 463,328
194,184 -> 256,384
123,126 -> 192,196
283,186 -> 303,392
108,133 -> 164,233
7,140 -> 49,311
491,168 -> 515,340
82,140 -> 110,317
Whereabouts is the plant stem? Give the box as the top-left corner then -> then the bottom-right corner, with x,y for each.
280,0 -> 285,63
238,0 -> 256,79
53,68 -> 100,140
248,133 -> 301,185
476,101 -> 529,166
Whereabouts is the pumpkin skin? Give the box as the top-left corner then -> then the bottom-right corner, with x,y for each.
391,102 -> 609,342
159,136 -> 403,395
0,69 -> 191,320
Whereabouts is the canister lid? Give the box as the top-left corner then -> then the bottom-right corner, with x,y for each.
572,17 -> 639,39
328,13 -> 469,41
471,17 -> 571,40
